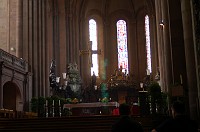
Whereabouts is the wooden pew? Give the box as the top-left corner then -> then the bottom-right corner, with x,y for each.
0,109 -> 15,118
0,115 -> 155,132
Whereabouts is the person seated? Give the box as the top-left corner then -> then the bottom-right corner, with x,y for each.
151,100 -> 198,132
111,103 -> 144,132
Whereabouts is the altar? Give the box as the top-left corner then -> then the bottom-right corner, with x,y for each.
63,102 -> 119,116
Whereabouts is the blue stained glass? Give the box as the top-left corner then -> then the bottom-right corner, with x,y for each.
116,20 -> 129,73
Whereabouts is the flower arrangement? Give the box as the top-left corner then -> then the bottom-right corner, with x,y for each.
71,98 -> 79,104
101,97 -> 108,103
66,98 -> 72,104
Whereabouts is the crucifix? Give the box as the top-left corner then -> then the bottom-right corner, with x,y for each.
79,41 -> 101,69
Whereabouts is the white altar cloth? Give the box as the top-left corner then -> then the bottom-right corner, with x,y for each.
63,102 -> 119,109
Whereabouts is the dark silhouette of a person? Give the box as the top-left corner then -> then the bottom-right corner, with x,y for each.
151,101 -> 198,132
112,103 -> 144,132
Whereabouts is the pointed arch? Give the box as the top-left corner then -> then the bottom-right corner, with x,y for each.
145,15 -> 152,73
116,20 -> 129,73
89,19 -> 99,76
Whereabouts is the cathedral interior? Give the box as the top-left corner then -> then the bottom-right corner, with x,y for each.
0,0 -> 200,128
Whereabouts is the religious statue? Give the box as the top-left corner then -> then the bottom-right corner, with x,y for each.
114,66 -> 125,80
49,59 -> 57,88
155,67 -> 160,81
91,71 -> 97,88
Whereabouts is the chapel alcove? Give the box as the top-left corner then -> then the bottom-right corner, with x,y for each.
3,81 -> 22,111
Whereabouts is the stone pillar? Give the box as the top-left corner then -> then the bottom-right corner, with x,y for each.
181,0 -> 198,120
33,0 -> 39,96
64,0 -> 70,64
0,62 -> 3,109
16,0 -> 23,57
161,0 -> 173,93
155,0 -> 165,90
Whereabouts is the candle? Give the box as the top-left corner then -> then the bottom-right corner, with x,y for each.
59,100 -> 60,106
146,69 -> 150,75
53,100 -> 54,106
180,74 -> 183,84
46,100 -> 48,106
62,73 -> 66,79
140,82 -> 143,88
94,85 -> 97,90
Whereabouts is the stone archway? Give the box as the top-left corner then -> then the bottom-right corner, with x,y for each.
3,81 -> 22,111
0,49 -> 32,111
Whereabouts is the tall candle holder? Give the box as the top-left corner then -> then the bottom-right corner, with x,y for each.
52,100 -> 55,117
59,100 -> 62,117
45,100 -> 48,117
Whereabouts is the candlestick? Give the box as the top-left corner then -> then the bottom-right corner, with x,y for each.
62,73 -> 66,79
180,74 -> 183,84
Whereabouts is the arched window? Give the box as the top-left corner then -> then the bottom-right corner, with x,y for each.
116,20 -> 129,73
145,15 -> 152,74
89,19 -> 99,76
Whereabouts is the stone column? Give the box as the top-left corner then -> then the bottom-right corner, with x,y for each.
161,0 -> 173,93
33,0 -> 39,96
0,62 -> 3,109
155,0 -> 165,90
16,0 -> 23,57
181,0 -> 198,120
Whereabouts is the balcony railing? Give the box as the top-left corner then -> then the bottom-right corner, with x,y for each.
0,49 -> 28,72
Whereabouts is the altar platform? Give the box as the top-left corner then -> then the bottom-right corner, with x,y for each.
63,102 -> 119,116
63,102 -> 141,116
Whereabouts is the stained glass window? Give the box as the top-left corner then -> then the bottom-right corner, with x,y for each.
89,19 -> 99,76
145,15 -> 152,73
116,20 -> 129,73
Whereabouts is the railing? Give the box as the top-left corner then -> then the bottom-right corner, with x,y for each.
0,49 -> 28,72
